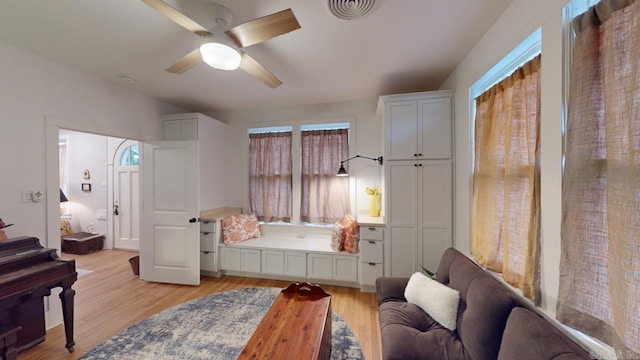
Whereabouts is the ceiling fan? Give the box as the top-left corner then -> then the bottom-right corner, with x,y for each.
142,0 -> 301,88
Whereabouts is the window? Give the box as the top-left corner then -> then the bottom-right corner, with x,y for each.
248,123 -> 350,225
470,31 -> 542,304
248,130 -> 293,222
300,129 -> 349,223
119,144 -> 139,166
558,0 -> 640,356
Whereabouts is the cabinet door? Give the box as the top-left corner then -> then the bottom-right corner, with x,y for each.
284,252 -> 307,277
386,101 -> 418,160
262,250 -> 284,275
386,161 -> 419,277
418,97 -> 452,159
220,247 -> 240,270
334,255 -> 358,282
307,254 -> 333,279
418,161 -> 452,272
241,249 -> 261,273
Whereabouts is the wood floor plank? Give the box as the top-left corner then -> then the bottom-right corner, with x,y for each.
19,249 -> 382,360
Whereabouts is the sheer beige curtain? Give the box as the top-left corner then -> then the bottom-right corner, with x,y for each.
558,0 -> 640,354
301,129 -> 349,223
472,54 -> 541,304
249,132 -> 292,222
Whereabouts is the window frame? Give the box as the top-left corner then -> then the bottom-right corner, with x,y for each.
246,119 -> 355,226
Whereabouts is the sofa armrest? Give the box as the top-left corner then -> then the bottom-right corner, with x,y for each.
375,277 -> 410,305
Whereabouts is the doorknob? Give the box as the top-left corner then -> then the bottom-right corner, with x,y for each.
189,217 -> 198,223
113,202 -> 119,216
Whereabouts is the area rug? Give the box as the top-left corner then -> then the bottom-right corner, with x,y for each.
80,287 -> 364,360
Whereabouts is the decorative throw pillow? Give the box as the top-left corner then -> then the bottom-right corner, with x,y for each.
330,221 -> 345,251
404,272 -> 460,331
221,213 -> 261,245
60,220 -> 74,236
341,213 -> 359,253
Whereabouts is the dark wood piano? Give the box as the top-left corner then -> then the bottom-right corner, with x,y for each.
0,236 -> 77,356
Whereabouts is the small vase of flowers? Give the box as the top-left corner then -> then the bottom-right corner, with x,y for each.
365,186 -> 381,217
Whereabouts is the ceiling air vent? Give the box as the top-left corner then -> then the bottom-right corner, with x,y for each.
327,0 -> 376,20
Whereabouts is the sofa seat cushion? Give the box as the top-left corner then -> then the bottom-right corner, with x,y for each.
379,301 -> 470,360
498,307 -> 591,360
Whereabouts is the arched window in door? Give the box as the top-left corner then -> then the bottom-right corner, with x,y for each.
119,144 -> 139,166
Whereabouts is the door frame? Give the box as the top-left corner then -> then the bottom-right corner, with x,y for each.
44,115 -> 147,330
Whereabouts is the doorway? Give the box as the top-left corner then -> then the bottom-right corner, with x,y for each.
57,129 -> 140,250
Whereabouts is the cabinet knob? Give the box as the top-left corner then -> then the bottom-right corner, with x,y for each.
418,153 -> 423,157
414,164 -> 418,167
414,153 -> 418,157
419,163 -> 423,167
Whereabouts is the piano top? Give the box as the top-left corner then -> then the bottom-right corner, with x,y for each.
0,236 -> 76,300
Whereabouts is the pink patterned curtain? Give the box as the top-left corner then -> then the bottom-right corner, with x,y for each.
301,129 -> 349,223
249,132 -> 292,222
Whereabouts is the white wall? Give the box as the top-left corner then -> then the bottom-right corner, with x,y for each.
441,0 -> 569,316
61,130 -> 109,235
211,99 -> 383,218
0,41 -> 182,246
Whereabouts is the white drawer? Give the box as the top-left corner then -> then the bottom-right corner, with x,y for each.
200,251 -> 216,272
361,262 -> 383,286
360,226 -> 384,241
360,239 -> 383,263
200,220 -> 215,233
200,232 -> 216,252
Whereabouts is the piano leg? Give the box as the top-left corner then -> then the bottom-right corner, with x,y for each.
59,284 -> 75,353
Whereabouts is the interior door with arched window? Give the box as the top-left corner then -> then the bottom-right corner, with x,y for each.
114,140 -> 140,250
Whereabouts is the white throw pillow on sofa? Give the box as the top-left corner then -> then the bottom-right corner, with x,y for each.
404,272 -> 460,331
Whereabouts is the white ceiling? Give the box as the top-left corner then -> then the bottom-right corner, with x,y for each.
0,0 -> 512,113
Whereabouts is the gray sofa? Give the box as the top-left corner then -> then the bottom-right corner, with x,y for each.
376,248 -> 591,360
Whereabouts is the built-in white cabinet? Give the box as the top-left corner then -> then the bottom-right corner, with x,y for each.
359,226 -> 384,291
219,247 -> 262,272
162,113 -> 229,276
383,93 -> 453,161
378,90 -> 454,277
219,245 -> 358,285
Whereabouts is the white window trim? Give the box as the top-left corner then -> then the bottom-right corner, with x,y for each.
467,27 -> 541,245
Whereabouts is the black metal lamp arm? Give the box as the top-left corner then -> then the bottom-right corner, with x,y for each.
339,155 -> 383,166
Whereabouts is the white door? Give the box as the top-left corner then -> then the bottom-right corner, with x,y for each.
141,141 -> 200,285
114,140 -> 140,250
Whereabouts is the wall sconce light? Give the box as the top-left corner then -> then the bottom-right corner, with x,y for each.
336,155 -> 383,176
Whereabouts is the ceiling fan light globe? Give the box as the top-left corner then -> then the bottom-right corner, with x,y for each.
200,42 -> 241,71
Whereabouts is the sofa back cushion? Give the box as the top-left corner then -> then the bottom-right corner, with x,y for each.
498,307 -> 591,360
436,248 -> 524,360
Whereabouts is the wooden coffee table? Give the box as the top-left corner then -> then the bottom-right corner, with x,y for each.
238,283 -> 332,360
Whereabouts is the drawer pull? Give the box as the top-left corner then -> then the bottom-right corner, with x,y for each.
368,241 -> 376,244
368,263 -> 376,266
201,232 -> 211,235
368,227 -> 376,231
203,251 -> 211,254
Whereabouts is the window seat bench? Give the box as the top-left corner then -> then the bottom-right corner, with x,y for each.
218,229 -> 360,288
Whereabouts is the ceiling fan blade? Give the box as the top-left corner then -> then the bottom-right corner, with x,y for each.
142,0 -> 210,35
166,48 -> 203,74
225,9 -> 301,48
240,52 -> 282,88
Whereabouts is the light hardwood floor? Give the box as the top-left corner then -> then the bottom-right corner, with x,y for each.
20,249 -> 382,360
